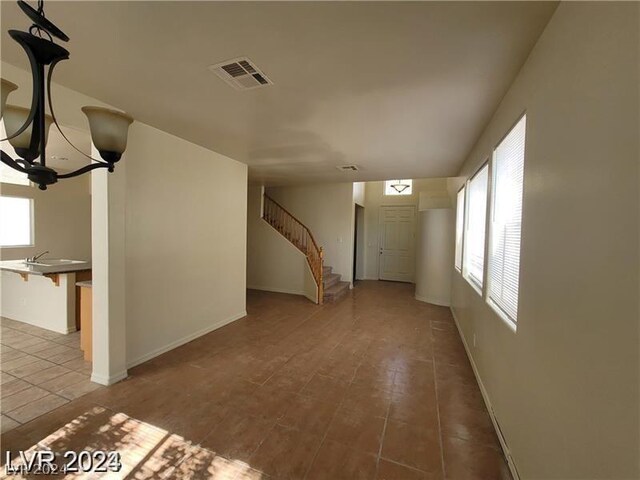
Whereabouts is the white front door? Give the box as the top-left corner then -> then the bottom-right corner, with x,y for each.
378,206 -> 416,282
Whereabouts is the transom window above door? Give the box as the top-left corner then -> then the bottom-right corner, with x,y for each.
384,179 -> 413,196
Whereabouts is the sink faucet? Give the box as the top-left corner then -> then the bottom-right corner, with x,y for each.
26,251 -> 49,263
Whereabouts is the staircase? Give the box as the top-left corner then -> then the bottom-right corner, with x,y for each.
262,194 -> 349,305
263,194 -> 324,304
322,265 -> 350,303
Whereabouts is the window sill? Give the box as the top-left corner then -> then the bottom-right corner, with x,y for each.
487,298 -> 517,332
463,273 -> 483,297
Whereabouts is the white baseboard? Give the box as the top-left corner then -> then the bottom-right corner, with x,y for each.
249,285 -> 318,304
91,370 -> 128,386
1,314 -> 77,335
415,293 -> 450,307
449,307 -> 521,480
126,310 -> 247,369
247,285 -> 305,296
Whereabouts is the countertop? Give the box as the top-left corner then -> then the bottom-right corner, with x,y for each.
76,280 -> 93,288
0,260 -> 92,276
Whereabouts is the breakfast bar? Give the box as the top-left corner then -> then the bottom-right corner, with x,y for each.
0,259 -> 92,334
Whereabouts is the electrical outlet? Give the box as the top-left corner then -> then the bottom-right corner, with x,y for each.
20,298 -> 27,307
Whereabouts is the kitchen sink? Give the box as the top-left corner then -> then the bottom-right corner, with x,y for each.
23,259 -> 86,267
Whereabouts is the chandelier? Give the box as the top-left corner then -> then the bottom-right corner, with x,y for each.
390,179 -> 410,193
0,0 -> 133,190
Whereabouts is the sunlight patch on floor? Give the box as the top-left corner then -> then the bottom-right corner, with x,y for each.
3,407 -> 264,479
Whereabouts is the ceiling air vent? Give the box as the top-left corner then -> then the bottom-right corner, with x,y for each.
209,57 -> 273,90
336,165 -> 360,172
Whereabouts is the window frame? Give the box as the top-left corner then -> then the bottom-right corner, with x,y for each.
0,163 -> 31,187
486,113 -> 527,327
462,161 -> 490,295
0,195 -> 35,248
454,186 -> 465,272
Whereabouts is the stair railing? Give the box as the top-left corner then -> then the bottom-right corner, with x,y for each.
262,194 -> 324,304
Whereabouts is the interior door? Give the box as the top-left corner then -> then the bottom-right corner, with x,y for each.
378,206 -> 416,282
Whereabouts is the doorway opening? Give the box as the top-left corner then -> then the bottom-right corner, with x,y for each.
353,204 -> 365,282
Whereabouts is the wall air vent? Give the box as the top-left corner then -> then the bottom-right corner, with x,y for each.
336,165 -> 360,171
209,57 -> 273,90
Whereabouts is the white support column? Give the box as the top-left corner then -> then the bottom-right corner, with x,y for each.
90,149 -> 127,385
415,208 -> 454,307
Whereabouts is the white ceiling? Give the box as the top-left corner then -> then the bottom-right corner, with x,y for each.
1,1 -> 557,186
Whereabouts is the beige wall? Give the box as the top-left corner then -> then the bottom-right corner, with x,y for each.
451,3 -> 639,478
1,61 -> 249,375
362,178 -> 448,280
415,209 -> 454,306
246,186 -> 317,301
0,176 -> 91,261
267,183 -> 355,283
125,122 -> 248,367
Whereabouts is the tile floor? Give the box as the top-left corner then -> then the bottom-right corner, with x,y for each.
1,318 -> 99,433
1,281 -> 511,479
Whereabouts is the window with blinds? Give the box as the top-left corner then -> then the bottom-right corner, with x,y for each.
455,187 -> 465,271
463,164 -> 488,290
488,115 -> 526,323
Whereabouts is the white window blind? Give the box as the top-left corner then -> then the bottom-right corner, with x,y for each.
488,115 -> 526,323
0,196 -> 33,247
455,187 -> 465,270
463,164 -> 488,290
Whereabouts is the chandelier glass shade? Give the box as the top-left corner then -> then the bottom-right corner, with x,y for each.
390,179 -> 410,193
1,79 -> 18,114
0,0 -> 134,190
3,104 -> 53,152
